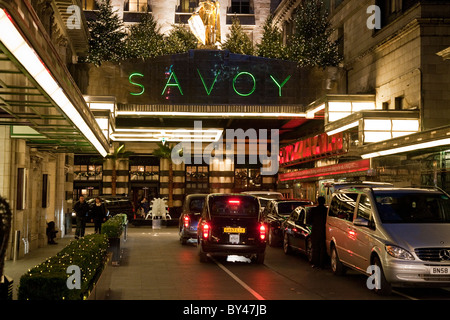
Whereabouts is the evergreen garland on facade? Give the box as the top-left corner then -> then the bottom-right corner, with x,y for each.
222,17 -> 254,55
163,25 -> 198,55
256,15 -> 285,59
125,13 -> 164,59
82,0 -> 127,66
286,0 -> 342,68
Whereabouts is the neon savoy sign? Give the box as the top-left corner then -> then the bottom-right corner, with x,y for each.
128,69 -> 292,97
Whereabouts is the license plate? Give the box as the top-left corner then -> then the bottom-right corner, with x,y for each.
224,227 -> 246,233
430,267 -> 450,274
190,226 -> 197,231
229,234 -> 240,244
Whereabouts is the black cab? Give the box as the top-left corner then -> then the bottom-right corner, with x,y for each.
197,194 -> 267,264
179,194 -> 207,244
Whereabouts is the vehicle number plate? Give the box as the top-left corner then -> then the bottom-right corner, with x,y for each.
229,234 -> 240,244
224,227 -> 246,233
430,267 -> 450,274
190,226 -> 197,231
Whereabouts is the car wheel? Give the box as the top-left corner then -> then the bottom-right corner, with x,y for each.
283,233 -> 292,254
198,240 -> 209,263
330,244 -> 346,276
268,228 -> 275,247
254,253 -> 265,264
372,256 -> 392,296
306,238 -> 312,262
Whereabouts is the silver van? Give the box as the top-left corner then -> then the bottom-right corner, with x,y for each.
326,185 -> 450,295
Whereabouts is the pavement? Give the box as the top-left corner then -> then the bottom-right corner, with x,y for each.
3,230 -> 80,300
3,224 -> 188,300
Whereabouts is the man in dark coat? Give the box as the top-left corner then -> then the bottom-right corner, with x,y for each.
310,196 -> 328,268
73,195 -> 89,239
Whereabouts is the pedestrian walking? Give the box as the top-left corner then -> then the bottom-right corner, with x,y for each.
91,197 -> 107,234
140,197 -> 150,217
73,195 -> 89,239
310,196 -> 328,269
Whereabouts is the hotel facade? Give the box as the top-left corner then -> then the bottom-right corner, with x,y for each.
0,0 -> 449,259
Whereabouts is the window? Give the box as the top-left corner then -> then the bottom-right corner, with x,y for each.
298,209 -> 306,224
375,192 -> 450,223
178,0 -> 199,13
74,164 -> 103,181
209,195 -> 259,217
130,165 -> 159,181
16,168 -> 26,210
186,165 -> 209,191
230,0 -> 252,14
395,96 -> 403,110
42,174 -> 48,208
82,0 -> 98,10
234,168 -> 261,190
357,195 -> 372,221
328,193 -> 358,221
124,0 -> 150,12
376,0 -> 419,28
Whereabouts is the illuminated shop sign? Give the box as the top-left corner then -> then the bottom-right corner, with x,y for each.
278,159 -> 370,181
128,69 -> 292,98
279,132 -> 345,166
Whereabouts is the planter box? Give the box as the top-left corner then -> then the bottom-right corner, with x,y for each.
87,252 -> 112,300
108,237 -> 121,266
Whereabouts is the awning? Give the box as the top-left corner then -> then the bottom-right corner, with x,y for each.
0,1 -> 108,156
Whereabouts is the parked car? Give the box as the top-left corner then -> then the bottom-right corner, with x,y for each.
282,205 -> 316,261
326,185 -> 450,295
197,194 -> 267,264
241,191 -> 284,212
263,199 -> 314,247
72,196 -> 134,224
179,194 -> 207,245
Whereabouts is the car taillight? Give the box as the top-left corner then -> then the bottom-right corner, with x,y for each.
259,224 -> 266,241
202,223 -> 210,239
184,216 -> 190,228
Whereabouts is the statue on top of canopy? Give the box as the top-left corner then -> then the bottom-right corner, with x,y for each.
188,0 -> 221,48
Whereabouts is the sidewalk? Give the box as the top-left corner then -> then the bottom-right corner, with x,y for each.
3,228 -> 92,300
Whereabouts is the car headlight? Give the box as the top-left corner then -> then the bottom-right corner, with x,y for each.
385,245 -> 415,260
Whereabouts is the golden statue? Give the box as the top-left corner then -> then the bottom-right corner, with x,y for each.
188,0 -> 221,48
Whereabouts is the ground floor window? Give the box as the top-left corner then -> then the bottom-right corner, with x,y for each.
234,167 -> 262,191
186,165 -> 209,192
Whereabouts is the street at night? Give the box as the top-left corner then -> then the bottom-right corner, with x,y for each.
101,226 -> 450,301
1,0 -> 450,312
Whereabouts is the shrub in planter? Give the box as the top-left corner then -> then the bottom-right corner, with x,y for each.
102,214 -> 127,264
18,233 -> 108,300
102,214 -> 127,239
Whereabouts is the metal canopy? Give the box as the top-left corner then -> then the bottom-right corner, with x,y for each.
0,48 -> 94,152
0,1 -> 108,155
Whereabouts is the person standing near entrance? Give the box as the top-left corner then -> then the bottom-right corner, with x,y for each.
73,195 -> 89,239
91,197 -> 107,234
310,196 -> 328,269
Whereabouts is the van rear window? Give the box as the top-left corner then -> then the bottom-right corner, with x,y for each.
375,192 -> 450,223
209,196 -> 259,216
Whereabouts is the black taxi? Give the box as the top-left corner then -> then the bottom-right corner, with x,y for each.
197,194 -> 267,264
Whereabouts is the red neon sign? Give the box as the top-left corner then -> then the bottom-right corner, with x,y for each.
279,133 -> 345,167
278,159 -> 370,181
